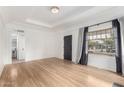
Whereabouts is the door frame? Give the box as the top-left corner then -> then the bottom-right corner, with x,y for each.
11,30 -> 26,64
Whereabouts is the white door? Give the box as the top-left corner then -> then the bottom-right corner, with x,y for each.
17,31 -> 25,60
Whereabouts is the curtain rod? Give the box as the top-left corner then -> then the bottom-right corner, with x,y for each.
87,19 -> 114,28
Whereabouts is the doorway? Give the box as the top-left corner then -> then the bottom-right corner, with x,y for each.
11,30 -> 25,64
64,35 -> 72,61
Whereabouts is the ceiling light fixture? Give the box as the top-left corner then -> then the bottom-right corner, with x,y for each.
51,6 -> 59,14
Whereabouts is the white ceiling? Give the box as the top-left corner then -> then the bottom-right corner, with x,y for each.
1,6 -> 124,29
1,6 -> 94,28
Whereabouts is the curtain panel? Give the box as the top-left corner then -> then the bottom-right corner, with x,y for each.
118,17 -> 124,75
112,19 -> 122,74
79,27 -> 88,65
75,28 -> 84,64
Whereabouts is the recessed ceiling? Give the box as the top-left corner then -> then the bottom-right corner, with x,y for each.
1,6 -> 94,28
2,6 -> 124,29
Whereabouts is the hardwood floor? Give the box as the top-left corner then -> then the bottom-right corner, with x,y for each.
0,58 -> 124,87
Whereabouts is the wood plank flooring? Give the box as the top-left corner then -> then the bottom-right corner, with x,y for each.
0,58 -> 124,87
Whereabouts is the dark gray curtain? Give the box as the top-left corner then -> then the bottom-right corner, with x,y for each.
118,17 -> 124,75
112,19 -> 122,74
79,27 -> 88,65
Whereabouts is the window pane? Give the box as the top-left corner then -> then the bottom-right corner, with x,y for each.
88,28 -> 115,56
97,34 -> 101,39
101,34 -> 106,38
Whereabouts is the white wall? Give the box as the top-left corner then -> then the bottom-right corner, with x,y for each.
5,24 -> 57,64
0,12 -> 6,75
0,19 -> 4,75
88,54 -> 116,72
25,28 -> 57,61
56,28 -> 79,62
3,27 -> 12,64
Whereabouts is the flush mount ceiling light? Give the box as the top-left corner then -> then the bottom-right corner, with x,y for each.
51,6 -> 59,14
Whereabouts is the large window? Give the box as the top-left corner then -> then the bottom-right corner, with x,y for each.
87,28 -> 116,56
